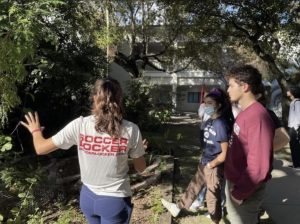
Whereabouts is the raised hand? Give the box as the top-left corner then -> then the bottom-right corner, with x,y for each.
20,112 -> 42,134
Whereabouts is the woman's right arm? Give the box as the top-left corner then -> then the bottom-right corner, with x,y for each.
31,132 -> 58,155
21,112 -> 58,155
208,141 -> 228,168
132,156 -> 146,173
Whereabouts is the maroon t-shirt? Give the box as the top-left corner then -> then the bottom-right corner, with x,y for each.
225,102 -> 275,200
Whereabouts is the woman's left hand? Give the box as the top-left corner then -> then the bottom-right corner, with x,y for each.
206,162 -> 213,169
20,112 -> 42,134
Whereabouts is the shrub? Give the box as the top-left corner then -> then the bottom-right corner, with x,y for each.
124,79 -> 173,131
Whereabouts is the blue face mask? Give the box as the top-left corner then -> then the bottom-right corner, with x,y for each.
204,106 -> 215,116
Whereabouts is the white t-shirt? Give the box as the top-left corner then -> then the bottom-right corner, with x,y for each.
232,103 -> 242,119
288,99 -> 300,129
52,115 -> 145,197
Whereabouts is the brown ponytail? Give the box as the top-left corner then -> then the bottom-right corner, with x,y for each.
91,78 -> 124,137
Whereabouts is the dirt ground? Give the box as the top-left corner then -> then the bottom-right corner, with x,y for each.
130,185 -> 163,224
129,115 -> 208,224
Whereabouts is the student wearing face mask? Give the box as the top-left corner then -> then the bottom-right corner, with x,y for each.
198,91 -> 210,148
161,88 -> 234,224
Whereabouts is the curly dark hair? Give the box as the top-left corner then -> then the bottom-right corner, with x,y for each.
91,78 -> 124,137
226,65 -> 262,95
288,86 -> 300,99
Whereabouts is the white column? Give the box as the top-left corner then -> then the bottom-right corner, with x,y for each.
171,73 -> 177,111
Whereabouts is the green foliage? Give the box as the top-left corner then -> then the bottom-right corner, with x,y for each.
93,0 -> 202,77
148,187 -> 164,224
21,0 -> 107,131
26,202 -> 87,224
0,0 -> 107,130
143,127 -> 179,155
95,26 -> 123,49
0,159 -> 45,223
0,147 -> 84,223
0,157 -> 82,223
0,0 -> 64,127
124,79 -> 173,131
0,38 -> 31,125
26,209 -> 45,224
0,135 -> 12,152
176,132 -> 183,141
0,0 -> 107,138
54,206 -> 86,224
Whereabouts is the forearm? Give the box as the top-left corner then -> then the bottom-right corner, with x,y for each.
208,142 -> 228,168
133,156 -> 146,173
21,112 -> 57,154
32,132 -> 57,155
209,153 -> 225,168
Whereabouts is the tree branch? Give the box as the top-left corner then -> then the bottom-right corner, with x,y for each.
114,51 -> 140,77
231,20 -> 252,39
131,171 -> 161,192
145,59 -> 166,72
170,57 -> 195,73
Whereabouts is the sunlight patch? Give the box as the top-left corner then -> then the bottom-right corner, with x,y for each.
271,169 -> 287,178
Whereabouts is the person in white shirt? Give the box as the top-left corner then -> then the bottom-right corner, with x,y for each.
231,102 -> 242,119
21,78 -> 146,224
198,92 -> 210,148
287,86 -> 300,168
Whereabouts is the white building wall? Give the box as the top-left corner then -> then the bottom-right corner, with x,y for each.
109,64 -> 225,112
143,70 -> 225,112
176,86 -> 201,112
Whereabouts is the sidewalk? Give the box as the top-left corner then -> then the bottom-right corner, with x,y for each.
264,158 -> 300,224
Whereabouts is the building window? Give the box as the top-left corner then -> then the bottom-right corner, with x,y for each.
187,92 -> 200,103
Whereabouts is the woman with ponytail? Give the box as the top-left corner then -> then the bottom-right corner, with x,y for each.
21,78 -> 146,224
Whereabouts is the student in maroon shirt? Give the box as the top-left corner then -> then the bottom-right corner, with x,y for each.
225,65 -> 275,224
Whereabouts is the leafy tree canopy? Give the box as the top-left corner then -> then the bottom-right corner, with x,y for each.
93,0 -> 299,87
0,0 -> 63,126
0,0 -> 299,128
168,0 -> 300,86
94,0 -> 227,77
0,0 -> 107,128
